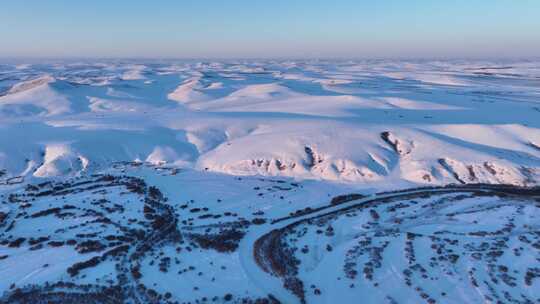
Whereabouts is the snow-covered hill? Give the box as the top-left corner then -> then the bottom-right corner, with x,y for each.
1,59 -> 539,303
1,60 -> 539,186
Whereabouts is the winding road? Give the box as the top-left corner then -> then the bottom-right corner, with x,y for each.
239,184 -> 540,304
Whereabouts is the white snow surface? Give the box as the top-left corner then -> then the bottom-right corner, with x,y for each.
1,59 -> 540,303
1,59 -> 539,187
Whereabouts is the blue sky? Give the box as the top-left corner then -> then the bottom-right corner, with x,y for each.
1,0 -> 539,58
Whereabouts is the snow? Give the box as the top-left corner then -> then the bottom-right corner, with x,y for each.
0,59 -> 539,303
0,60 -> 538,186
121,65 -> 147,80
33,143 -> 88,177
0,246 -> 97,291
0,75 -> 71,116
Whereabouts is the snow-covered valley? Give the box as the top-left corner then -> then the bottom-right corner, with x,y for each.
1,59 -> 540,303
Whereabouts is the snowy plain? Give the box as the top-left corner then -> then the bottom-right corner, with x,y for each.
0,59 -> 539,303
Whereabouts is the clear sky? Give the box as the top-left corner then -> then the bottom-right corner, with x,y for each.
1,0 -> 539,58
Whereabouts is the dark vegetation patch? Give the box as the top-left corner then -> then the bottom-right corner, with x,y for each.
330,193 -> 366,205
189,229 -> 246,253
2,283 -> 124,304
0,174 -> 183,303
